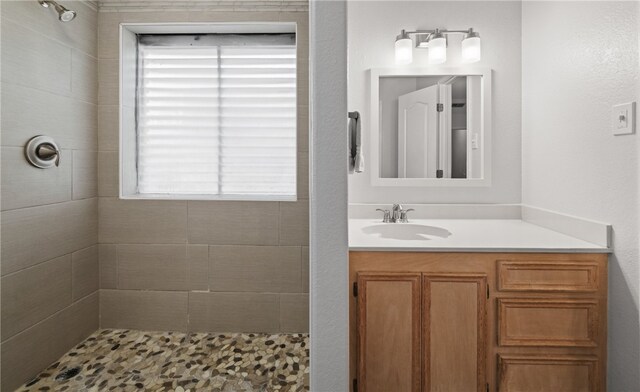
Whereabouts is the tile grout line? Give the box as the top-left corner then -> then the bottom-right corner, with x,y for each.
1,243 -> 96,279
1,290 -> 98,346
2,79 -> 99,107
0,15 -> 99,61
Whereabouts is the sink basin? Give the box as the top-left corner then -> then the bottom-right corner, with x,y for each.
361,223 -> 452,241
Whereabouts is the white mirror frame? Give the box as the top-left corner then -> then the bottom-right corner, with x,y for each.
369,67 -> 492,187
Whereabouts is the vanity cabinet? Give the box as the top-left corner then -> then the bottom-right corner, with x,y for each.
350,252 -> 608,392
356,273 -> 422,392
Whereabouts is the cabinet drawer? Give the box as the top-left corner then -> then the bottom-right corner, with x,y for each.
498,354 -> 598,392
497,260 -> 599,292
498,298 -> 598,347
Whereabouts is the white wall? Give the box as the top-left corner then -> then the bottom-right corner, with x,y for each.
522,2 -> 640,390
347,1 -> 522,204
310,0 -> 349,391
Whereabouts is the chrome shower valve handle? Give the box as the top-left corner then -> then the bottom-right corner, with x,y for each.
25,136 -> 61,169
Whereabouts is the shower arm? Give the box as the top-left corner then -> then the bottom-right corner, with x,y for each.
37,0 -> 76,22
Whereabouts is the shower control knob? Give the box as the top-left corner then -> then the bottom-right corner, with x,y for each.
25,135 -> 61,169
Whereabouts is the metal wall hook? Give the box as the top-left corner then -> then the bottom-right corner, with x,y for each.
25,136 -> 61,168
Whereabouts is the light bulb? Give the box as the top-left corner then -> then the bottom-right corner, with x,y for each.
428,35 -> 446,65
461,30 -> 481,63
395,31 -> 413,65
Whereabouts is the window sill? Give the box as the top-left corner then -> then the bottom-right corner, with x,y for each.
119,193 -> 298,202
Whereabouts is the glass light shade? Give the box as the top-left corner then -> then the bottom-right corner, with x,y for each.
428,37 -> 447,65
395,38 -> 413,65
461,36 -> 481,63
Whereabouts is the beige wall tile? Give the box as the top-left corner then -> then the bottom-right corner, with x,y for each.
1,147 -> 72,211
1,83 -> 97,150
97,11 -> 120,60
1,19 -> 72,95
209,246 -> 302,293
296,61 -> 309,110
98,105 -> 118,151
279,11 -> 309,28
65,291 -> 99,349
98,11 -> 190,60
279,201 -> 309,245
98,59 -> 118,106
71,50 -> 98,104
99,197 -> 187,244
188,292 -> 279,333
297,106 -> 309,153
72,245 -> 99,300
117,244 -> 188,291
1,198 -> 98,275
279,293 -> 309,332
188,245 -> 209,291
1,0 -> 97,57
98,151 -> 118,196
0,1 -> 98,388
120,106 -> 137,193
188,201 -> 279,245
297,150 -> 309,200
98,244 -> 117,289
301,246 -> 309,293
100,289 -> 188,331
187,11 -> 280,22
1,292 -> 98,391
88,8 -> 311,336
73,150 -> 98,200
1,255 -> 72,341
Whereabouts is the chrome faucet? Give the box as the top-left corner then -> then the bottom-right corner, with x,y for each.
392,204 -> 403,222
376,204 -> 415,223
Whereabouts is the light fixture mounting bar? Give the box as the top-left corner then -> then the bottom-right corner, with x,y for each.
394,27 -> 481,64
403,28 -> 475,36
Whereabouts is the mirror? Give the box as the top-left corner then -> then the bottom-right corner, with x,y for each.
370,68 -> 491,186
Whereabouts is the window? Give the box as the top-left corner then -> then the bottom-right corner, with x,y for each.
120,24 -> 297,200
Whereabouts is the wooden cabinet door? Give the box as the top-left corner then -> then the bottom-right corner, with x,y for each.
423,274 -> 487,392
357,273 -> 421,392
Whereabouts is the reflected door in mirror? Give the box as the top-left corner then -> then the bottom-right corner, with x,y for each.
377,73 -> 485,181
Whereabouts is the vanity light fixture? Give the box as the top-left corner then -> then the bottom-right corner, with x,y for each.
461,28 -> 481,63
394,27 -> 481,65
394,30 -> 413,65
427,29 -> 447,65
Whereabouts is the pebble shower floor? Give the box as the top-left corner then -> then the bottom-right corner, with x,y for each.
16,329 -> 309,392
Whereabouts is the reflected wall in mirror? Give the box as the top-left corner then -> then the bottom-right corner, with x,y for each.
370,68 -> 491,187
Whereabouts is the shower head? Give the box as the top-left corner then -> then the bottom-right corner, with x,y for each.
38,0 -> 76,22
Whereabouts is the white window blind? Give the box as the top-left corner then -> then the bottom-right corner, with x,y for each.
136,34 -> 297,199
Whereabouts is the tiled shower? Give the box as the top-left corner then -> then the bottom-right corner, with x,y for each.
1,1 -> 310,390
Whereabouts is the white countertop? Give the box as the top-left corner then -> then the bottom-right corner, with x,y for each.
349,219 -> 611,253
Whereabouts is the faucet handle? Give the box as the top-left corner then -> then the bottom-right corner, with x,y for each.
399,208 -> 415,223
376,209 -> 391,223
